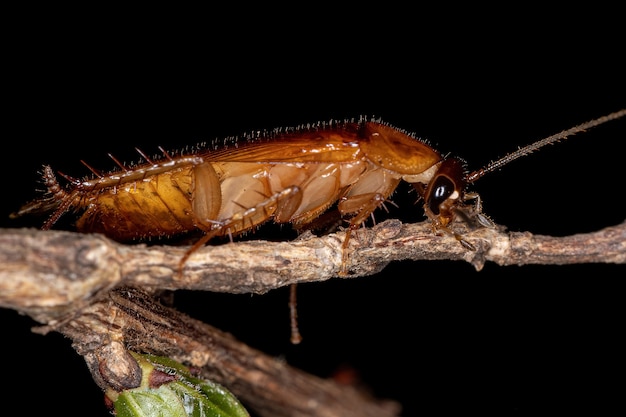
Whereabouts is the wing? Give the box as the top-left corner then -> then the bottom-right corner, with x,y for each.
198,123 -> 365,163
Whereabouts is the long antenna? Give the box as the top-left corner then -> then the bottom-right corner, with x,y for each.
465,109 -> 626,184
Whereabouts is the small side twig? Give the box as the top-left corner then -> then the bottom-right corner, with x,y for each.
63,286 -> 401,417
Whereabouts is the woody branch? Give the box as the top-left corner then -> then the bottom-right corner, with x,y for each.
1,219 -> 625,417
2,220 -> 625,321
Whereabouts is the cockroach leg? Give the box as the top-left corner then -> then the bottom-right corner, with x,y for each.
461,192 -> 496,229
289,283 -> 302,344
337,222 -> 374,276
176,228 -> 221,277
41,167 -> 82,231
336,192 -> 390,275
176,186 -> 303,277
429,221 -> 477,251
457,235 -> 477,251
338,227 -> 354,276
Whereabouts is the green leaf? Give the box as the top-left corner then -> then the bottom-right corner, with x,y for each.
110,352 -> 250,417
115,388 -> 187,417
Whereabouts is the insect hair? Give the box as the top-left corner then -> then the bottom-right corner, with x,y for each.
198,115 -> 436,152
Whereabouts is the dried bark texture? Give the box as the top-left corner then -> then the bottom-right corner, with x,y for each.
2,220 -> 625,322
1,219 -> 625,417
64,286 -> 401,417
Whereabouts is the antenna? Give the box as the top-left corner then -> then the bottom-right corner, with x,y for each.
465,109 -> 626,184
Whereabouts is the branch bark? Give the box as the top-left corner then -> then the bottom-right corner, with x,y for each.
1,219 -> 625,416
63,286 -> 401,417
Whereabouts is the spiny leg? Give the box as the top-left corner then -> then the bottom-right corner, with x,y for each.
431,192 -> 496,250
176,186 -> 303,275
177,185 -> 306,342
337,192 -> 387,276
461,192 -> 496,229
289,283 -> 302,344
40,166 -> 82,230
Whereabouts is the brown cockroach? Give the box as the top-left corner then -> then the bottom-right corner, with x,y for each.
12,109 -> 626,273
12,110 -> 625,344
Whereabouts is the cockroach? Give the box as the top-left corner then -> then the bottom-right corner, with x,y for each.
12,109 -> 625,344
12,109 -> 626,268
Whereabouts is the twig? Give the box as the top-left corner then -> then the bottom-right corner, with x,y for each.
1,219 -> 625,416
61,286 -> 401,417
1,220 -> 624,322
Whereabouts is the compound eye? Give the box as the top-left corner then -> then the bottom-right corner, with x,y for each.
428,175 -> 454,215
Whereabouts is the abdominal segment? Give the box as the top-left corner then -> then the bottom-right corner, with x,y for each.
75,165 -> 200,240
75,159 -> 373,242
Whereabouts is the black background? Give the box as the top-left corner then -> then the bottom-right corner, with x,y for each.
2,12 -> 626,417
